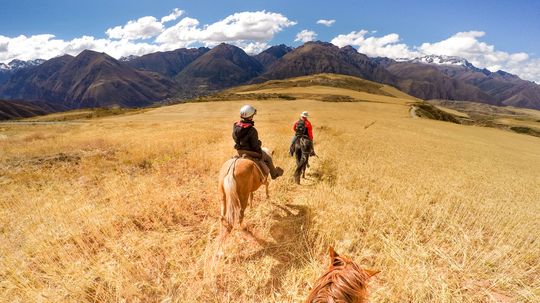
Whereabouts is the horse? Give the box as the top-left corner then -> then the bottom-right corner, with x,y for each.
216,147 -> 273,256
305,247 -> 379,303
293,135 -> 313,184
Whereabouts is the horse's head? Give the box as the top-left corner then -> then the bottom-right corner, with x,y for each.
306,247 -> 379,303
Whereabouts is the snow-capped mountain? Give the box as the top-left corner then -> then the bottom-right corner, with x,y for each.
0,59 -> 46,70
409,55 -> 473,68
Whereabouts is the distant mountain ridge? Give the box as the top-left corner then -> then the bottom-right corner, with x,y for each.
125,47 -> 209,78
254,44 -> 293,68
0,59 -> 46,85
1,41 -> 540,117
175,43 -> 264,97
0,59 -> 46,71
0,50 -> 174,108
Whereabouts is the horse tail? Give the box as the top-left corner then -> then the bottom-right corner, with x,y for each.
223,160 -> 241,230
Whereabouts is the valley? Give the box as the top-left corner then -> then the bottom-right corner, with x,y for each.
1,76 -> 539,302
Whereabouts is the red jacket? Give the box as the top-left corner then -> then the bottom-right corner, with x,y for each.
293,117 -> 313,140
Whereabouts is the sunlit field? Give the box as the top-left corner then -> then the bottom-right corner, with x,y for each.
1,80 -> 539,302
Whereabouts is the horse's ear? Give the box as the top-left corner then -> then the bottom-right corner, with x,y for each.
364,268 -> 380,278
329,246 -> 344,267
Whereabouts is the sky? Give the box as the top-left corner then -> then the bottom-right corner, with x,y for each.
1,0 -> 539,82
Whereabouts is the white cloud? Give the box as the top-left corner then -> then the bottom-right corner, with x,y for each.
0,10 -> 295,63
317,19 -> 335,27
156,11 -> 296,47
105,8 -> 185,40
418,31 -> 533,74
234,41 -> 270,55
331,30 -> 419,58
161,8 -> 184,23
106,16 -> 164,40
0,34 -> 159,62
295,30 -> 317,43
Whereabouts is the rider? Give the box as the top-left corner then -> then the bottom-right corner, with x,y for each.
233,104 -> 284,179
290,111 -> 315,156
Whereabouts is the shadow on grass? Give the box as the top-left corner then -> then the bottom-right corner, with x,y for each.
240,203 -> 315,295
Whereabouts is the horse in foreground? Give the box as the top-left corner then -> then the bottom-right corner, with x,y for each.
293,135 -> 314,184
216,148 -> 273,255
305,247 -> 379,303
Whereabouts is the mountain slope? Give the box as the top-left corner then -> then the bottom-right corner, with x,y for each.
254,44 -> 293,68
126,47 -> 209,78
0,51 -> 174,108
384,62 -> 493,102
384,57 -> 540,109
252,41 -> 395,85
175,43 -> 264,97
0,99 -> 68,120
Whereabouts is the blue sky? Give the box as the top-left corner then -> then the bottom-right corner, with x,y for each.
1,0 -> 539,81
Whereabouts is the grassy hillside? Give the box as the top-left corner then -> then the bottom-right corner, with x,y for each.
1,79 -> 539,302
190,73 -> 420,105
428,99 -> 540,137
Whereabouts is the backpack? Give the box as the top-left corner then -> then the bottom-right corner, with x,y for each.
295,119 -> 308,137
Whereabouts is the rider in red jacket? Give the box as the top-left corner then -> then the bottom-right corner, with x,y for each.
293,113 -> 313,140
290,111 -> 315,156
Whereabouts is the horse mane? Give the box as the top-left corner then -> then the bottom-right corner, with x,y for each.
305,248 -> 377,303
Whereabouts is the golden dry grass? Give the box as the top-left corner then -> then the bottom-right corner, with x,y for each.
1,80 -> 539,302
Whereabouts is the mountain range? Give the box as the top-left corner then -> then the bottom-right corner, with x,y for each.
1,41 -> 539,119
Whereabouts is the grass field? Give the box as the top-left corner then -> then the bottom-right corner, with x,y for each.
1,76 -> 539,302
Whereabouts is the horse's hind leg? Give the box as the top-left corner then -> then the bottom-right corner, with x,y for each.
294,169 -> 301,184
302,158 -> 308,178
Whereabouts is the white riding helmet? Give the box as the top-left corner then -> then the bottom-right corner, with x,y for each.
240,104 -> 257,118
301,111 -> 309,118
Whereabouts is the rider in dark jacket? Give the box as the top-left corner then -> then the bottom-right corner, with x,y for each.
233,105 -> 283,179
233,119 -> 262,154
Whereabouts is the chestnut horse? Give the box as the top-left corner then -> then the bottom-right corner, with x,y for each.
216,148 -> 272,255
305,247 -> 379,303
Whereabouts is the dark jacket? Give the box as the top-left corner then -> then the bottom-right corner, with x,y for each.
233,119 -> 262,154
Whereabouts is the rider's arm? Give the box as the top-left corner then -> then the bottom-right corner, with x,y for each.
250,128 -> 263,154
307,121 -> 314,140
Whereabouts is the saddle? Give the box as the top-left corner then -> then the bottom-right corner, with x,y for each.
234,150 -> 270,179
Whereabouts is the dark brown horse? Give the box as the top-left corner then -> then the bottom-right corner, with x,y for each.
293,136 -> 313,184
216,148 -> 273,256
305,247 -> 379,303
